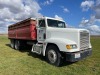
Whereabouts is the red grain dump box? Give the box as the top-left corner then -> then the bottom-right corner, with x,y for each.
8,18 -> 37,40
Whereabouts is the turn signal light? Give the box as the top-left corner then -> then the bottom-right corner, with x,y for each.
66,45 -> 71,49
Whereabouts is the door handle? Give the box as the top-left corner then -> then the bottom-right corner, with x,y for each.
43,33 -> 46,39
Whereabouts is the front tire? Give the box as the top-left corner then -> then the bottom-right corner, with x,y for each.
46,45 -> 62,66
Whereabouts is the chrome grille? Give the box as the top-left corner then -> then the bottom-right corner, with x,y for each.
80,31 -> 89,50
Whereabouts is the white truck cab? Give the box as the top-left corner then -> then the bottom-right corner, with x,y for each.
32,17 -> 92,66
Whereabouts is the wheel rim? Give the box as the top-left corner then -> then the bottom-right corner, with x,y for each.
48,50 -> 57,63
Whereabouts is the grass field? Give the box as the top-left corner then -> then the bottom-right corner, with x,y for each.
0,35 -> 100,75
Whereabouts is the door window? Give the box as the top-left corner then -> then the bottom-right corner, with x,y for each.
39,20 -> 46,27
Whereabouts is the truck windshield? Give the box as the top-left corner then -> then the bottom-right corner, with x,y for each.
47,19 -> 66,28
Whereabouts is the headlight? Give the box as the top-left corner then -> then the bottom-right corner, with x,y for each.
66,44 -> 77,50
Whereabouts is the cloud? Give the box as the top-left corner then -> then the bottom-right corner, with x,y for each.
89,25 -> 100,32
79,15 -> 95,27
42,0 -> 54,6
80,0 -> 100,35
79,16 -> 100,35
96,0 -> 100,5
50,0 -> 54,2
94,0 -> 100,19
79,18 -> 89,27
81,0 -> 100,19
61,6 -> 69,13
0,0 -> 42,34
89,15 -> 96,24
88,25 -> 100,35
81,0 -> 94,11
0,0 -> 42,20
0,0 -> 24,13
54,15 -> 63,20
63,8 -> 69,13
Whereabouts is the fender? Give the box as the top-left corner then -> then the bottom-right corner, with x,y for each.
42,38 -> 77,56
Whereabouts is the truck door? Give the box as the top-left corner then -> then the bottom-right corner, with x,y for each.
37,19 -> 46,42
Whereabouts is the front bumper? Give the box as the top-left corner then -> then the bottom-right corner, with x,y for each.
65,48 -> 92,62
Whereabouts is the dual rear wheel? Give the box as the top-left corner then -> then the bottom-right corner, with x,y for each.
10,39 -> 21,50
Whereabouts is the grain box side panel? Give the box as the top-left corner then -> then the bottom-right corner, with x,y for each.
8,18 -> 37,40
16,25 -> 31,40
8,29 -> 16,39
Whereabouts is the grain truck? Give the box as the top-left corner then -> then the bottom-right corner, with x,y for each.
8,17 -> 92,66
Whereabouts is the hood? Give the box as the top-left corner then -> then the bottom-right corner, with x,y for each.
46,27 -> 89,51
47,27 -> 88,33
46,27 -> 89,39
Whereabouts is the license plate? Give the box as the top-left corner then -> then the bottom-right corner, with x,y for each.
75,53 -> 80,58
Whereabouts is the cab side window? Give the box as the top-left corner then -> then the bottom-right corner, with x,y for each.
39,20 -> 45,27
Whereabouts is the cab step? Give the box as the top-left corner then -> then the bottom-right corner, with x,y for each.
31,43 -> 43,54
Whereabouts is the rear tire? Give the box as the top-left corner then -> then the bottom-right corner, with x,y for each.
10,39 -> 15,49
15,40 -> 21,50
46,45 -> 63,66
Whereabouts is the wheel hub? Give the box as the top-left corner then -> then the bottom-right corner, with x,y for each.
48,50 -> 57,63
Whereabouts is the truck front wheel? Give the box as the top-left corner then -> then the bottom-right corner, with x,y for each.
46,45 -> 62,66
15,40 -> 21,50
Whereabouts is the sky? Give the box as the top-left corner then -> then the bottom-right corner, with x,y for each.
0,0 -> 100,35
